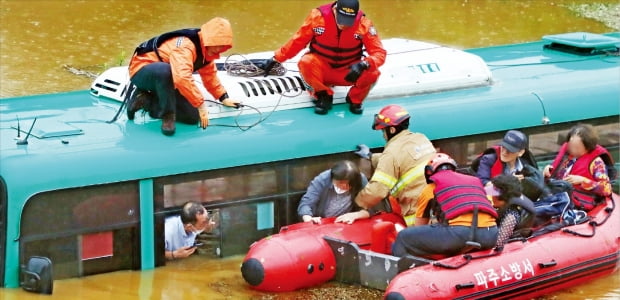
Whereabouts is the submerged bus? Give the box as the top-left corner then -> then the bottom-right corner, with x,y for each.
0,32 -> 618,289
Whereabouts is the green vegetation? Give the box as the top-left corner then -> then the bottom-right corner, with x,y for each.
565,3 -> 620,30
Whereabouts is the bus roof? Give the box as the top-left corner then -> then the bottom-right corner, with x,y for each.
1,32 -> 619,196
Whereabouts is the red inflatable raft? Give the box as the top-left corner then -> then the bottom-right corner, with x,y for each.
241,212 -> 407,292
241,195 -> 619,298
385,195 -> 619,300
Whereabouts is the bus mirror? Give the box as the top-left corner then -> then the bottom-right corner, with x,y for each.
20,256 -> 53,295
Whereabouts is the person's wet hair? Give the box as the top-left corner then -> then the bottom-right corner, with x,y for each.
491,174 -> 522,202
331,160 -> 363,198
180,201 -> 205,225
566,123 -> 599,152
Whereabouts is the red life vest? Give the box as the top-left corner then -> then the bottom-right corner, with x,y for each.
430,171 -> 498,221
550,143 -> 615,210
309,3 -> 364,68
471,145 -> 538,177
488,146 -> 503,177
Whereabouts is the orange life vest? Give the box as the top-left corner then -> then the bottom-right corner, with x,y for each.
309,3 -> 364,68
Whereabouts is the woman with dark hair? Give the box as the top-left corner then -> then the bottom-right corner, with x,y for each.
487,175 -> 536,249
297,160 -> 368,223
542,124 -> 616,211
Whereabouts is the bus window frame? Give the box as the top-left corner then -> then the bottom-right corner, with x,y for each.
18,181 -> 141,280
0,177 -> 6,287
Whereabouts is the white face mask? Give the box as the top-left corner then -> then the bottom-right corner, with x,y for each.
334,185 -> 349,195
193,228 -> 205,235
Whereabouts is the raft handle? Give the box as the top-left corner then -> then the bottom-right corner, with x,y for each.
455,282 -> 475,291
538,260 -> 557,269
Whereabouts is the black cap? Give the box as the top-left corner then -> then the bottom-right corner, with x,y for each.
335,0 -> 359,26
499,130 -> 528,153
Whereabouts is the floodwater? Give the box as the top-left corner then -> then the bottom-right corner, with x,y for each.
0,0 -> 618,299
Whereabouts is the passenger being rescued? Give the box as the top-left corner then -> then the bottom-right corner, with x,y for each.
542,124 -> 616,211
297,160 -> 368,224
487,175 -> 536,249
391,153 -> 498,257
165,201 -> 215,260
470,130 -> 544,201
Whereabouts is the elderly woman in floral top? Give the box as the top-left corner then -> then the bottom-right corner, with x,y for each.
543,124 -> 616,211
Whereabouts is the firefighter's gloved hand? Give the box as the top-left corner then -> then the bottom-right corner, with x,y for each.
198,102 -> 209,129
345,61 -> 369,83
354,144 -> 372,159
222,98 -> 242,109
263,57 -> 278,77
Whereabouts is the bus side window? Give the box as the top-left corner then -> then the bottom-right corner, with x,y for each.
160,167 -> 281,208
528,120 -> 620,164
20,182 -> 140,280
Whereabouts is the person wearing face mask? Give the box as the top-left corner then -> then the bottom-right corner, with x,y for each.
542,124 -> 616,211
471,130 -> 544,201
297,160 -> 368,224
165,201 -> 214,260
262,0 -> 386,115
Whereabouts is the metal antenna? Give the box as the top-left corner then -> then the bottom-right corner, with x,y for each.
16,117 -> 37,145
16,115 -> 21,138
531,92 -> 550,125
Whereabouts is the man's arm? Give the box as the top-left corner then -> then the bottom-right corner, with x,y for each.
476,153 -> 497,186
166,247 -> 197,260
168,39 -> 205,108
413,184 -> 435,226
360,17 -> 386,70
355,152 -> 397,209
274,9 -> 321,62
197,62 -> 227,103
298,171 -> 330,219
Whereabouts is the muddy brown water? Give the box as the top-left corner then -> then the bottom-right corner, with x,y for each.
1,0 -> 618,299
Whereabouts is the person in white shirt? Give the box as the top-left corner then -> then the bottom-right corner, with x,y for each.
164,201 -> 213,260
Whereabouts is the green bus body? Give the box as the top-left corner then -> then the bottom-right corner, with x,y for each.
1,33 -> 618,288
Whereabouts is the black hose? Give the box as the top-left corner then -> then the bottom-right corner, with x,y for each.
562,197 -> 615,238
107,83 -> 134,123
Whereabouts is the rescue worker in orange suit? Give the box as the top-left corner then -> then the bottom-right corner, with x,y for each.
335,105 -> 436,225
263,0 -> 386,115
127,17 -> 241,136
392,153 -> 499,257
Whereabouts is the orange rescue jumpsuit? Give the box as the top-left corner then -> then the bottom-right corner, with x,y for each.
128,18 -> 232,120
274,3 -> 386,104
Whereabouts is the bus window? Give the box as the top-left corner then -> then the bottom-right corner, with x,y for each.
434,135 -> 503,167
160,165 -> 282,208
528,120 -> 620,162
20,182 -> 140,279
288,154 -> 365,192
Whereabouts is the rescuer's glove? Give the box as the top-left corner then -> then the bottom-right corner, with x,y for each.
354,144 -> 372,159
198,102 -> 209,129
345,61 -> 369,83
263,57 -> 279,77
